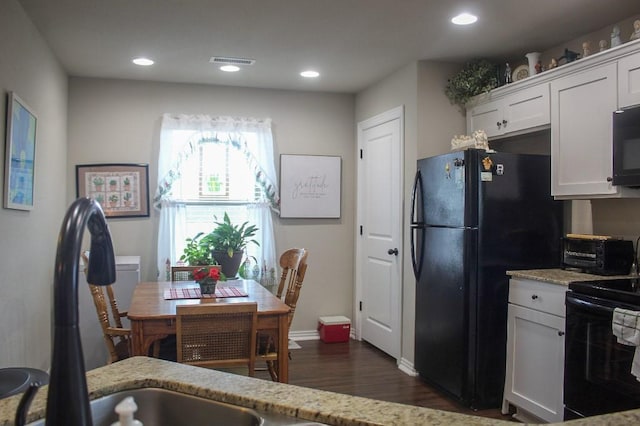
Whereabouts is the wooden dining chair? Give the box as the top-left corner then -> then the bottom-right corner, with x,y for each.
83,252 -> 160,363
257,248 -> 309,381
176,302 -> 258,375
171,265 -> 202,281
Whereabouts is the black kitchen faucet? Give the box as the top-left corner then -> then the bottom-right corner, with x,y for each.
44,197 -> 116,425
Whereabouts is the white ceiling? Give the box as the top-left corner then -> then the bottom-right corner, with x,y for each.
17,0 -> 640,93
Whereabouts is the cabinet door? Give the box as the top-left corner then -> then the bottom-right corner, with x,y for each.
502,83 -> 550,134
467,99 -> 503,138
551,63 -> 618,197
503,304 -> 565,423
618,52 -> 640,108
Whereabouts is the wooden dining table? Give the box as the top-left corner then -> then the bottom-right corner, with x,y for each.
127,279 -> 291,383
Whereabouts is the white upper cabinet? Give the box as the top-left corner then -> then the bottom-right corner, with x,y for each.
618,51 -> 640,108
467,98 -> 502,138
503,84 -> 550,133
550,63 -> 618,198
466,40 -> 640,199
467,83 -> 550,139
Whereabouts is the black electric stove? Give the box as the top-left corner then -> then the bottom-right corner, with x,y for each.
564,277 -> 640,420
569,277 -> 640,305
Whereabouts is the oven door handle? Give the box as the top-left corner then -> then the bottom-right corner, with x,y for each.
566,294 -> 616,314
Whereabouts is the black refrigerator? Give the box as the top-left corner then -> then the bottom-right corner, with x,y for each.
410,149 -> 563,409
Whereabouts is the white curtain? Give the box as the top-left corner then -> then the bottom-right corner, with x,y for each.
154,113 -> 279,283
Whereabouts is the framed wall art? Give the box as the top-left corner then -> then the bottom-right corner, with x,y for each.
4,92 -> 37,211
279,154 -> 341,218
76,163 -> 150,218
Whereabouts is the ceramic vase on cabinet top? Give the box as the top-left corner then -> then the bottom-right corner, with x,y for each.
525,52 -> 541,76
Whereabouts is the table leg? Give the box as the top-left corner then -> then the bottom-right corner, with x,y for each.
130,320 -> 146,356
277,314 -> 289,383
130,320 -> 166,357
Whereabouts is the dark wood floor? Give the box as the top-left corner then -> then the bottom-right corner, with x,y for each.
255,339 -> 514,422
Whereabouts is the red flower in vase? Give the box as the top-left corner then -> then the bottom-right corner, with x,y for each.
192,266 -> 220,284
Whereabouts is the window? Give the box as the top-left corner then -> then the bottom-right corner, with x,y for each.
172,132 -> 263,263
155,115 -> 279,287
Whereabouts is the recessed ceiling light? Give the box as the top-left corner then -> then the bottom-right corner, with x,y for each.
220,65 -> 240,72
300,70 -> 320,78
451,13 -> 478,25
132,57 -> 154,66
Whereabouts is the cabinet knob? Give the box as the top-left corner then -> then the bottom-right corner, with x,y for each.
496,121 -> 502,128
558,331 -> 565,336
531,294 -> 538,300
606,176 -> 613,182
502,120 -> 507,126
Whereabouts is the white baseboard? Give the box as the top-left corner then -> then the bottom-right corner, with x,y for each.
397,357 -> 418,377
289,329 -> 357,341
289,330 -> 320,341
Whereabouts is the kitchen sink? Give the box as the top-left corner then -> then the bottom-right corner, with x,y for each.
28,387 -> 329,425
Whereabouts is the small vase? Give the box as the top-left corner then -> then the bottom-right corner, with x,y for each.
525,52 -> 541,76
199,280 -> 217,296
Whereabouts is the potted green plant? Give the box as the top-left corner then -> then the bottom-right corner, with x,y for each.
202,212 -> 259,278
180,232 -> 214,266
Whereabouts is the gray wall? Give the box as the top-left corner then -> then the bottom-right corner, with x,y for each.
0,0 -> 68,370
67,78 -> 356,333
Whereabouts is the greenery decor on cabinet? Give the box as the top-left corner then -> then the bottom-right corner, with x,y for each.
445,59 -> 499,110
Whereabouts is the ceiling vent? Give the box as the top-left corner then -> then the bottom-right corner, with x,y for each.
209,56 -> 256,66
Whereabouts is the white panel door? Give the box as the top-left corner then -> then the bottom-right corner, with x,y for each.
357,107 -> 402,359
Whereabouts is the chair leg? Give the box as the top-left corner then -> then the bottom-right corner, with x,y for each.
266,360 -> 278,382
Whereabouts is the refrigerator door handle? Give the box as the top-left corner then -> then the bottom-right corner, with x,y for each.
410,170 -> 423,225
410,227 -> 422,280
410,170 -> 424,280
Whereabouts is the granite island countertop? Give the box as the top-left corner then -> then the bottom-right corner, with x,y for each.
507,268 -> 635,286
1,357 -> 639,425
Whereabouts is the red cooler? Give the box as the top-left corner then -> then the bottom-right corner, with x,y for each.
318,316 -> 351,343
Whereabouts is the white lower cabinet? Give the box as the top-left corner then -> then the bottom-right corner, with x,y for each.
502,279 -> 566,423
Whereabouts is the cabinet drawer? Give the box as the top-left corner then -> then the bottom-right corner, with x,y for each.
509,278 -> 567,317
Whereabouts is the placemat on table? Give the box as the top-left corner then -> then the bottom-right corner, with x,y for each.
164,286 -> 248,300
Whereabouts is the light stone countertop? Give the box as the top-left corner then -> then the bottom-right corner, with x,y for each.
507,268 -> 635,286
1,357 -> 639,425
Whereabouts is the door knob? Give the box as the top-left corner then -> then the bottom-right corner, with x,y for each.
388,248 -> 399,256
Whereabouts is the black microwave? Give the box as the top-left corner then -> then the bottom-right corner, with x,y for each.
612,105 -> 640,187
